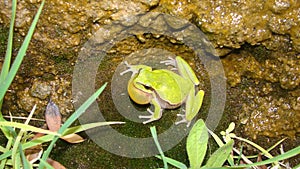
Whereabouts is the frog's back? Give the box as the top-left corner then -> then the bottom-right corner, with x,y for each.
141,69 -> 192,104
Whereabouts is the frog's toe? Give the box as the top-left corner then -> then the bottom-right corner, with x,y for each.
139,109 -> 154,124
120,67 -> 139,76
139,117 -> 156,124
120,69 -> 131,75
160,57 -> 176,66
139,115 -> 155,124
175,114 -> 191,127
146,108 -> 154,114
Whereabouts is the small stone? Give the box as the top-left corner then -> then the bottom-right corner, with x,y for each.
30,81 -> 52,100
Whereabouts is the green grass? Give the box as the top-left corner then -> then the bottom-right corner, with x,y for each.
152,120 -> 300,169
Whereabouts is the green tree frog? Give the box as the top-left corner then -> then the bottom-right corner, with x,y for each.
120,56 -> 204,127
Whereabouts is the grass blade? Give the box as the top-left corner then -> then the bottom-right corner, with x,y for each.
0,2 -> 18,167
19,144 -> 32,169
0,0 -> 16,85
230,145 -> 300,168
234,136 -> 274,159
156,155 -> 187,169
11,105 -> 36,167
0,0 -> 45,101
62,121 -> 125,136
0,121 -> 60,136
0,134 -> 55,161
39,159 -> 54,169
150,126 -> 168,169
293,163 -> 300,169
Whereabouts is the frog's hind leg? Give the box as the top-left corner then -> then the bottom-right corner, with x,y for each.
175,89 -> 204,127
175,57 -> 200,86
139,97 -> 163,124
161,56 -> 200,86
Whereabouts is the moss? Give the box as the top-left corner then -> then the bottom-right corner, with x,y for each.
50,139 -> 161,169
0,26 -> 9,57
49,54 -> 74,74
245,44 -> 271,63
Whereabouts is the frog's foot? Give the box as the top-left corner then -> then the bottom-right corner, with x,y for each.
175,114 -> 191,127
160,57 -> 176,67
120,61 -> 138,76
139,108 -> 160,124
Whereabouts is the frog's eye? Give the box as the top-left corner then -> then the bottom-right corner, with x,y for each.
137,82 -> 152,91
143,84 -> 151,90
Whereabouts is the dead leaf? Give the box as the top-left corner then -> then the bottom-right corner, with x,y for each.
61,133 -> 85,143
257,153 -> 267,169
45,100 -> 61,132
25,145 -> 43,164
47,158 -> 66,169
32,132 -> 45,140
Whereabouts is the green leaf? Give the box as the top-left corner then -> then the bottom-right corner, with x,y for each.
207,129 -> 235,166
0,121 -> 60,136
226,122 -> 235,133
186,119 -> 208,168
205,140 -> 234,168
0,145 -> 8,153
156,155 -> 187,169
62,121 -> 125,136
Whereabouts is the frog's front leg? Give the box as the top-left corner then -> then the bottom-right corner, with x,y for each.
120,61 -> 152,77
139,97 -> 163,124
175,89 -> 205,127
161,56 -> 200,86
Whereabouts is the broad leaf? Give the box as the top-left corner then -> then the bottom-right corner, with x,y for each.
205,140 -> 234,168
186,119 -> 208,168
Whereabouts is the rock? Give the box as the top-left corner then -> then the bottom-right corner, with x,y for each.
138,12 -> 160,27
164,14 -> 189,30
1,0 -> 299,56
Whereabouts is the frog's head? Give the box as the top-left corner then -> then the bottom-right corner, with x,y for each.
127,74 -> 153,105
